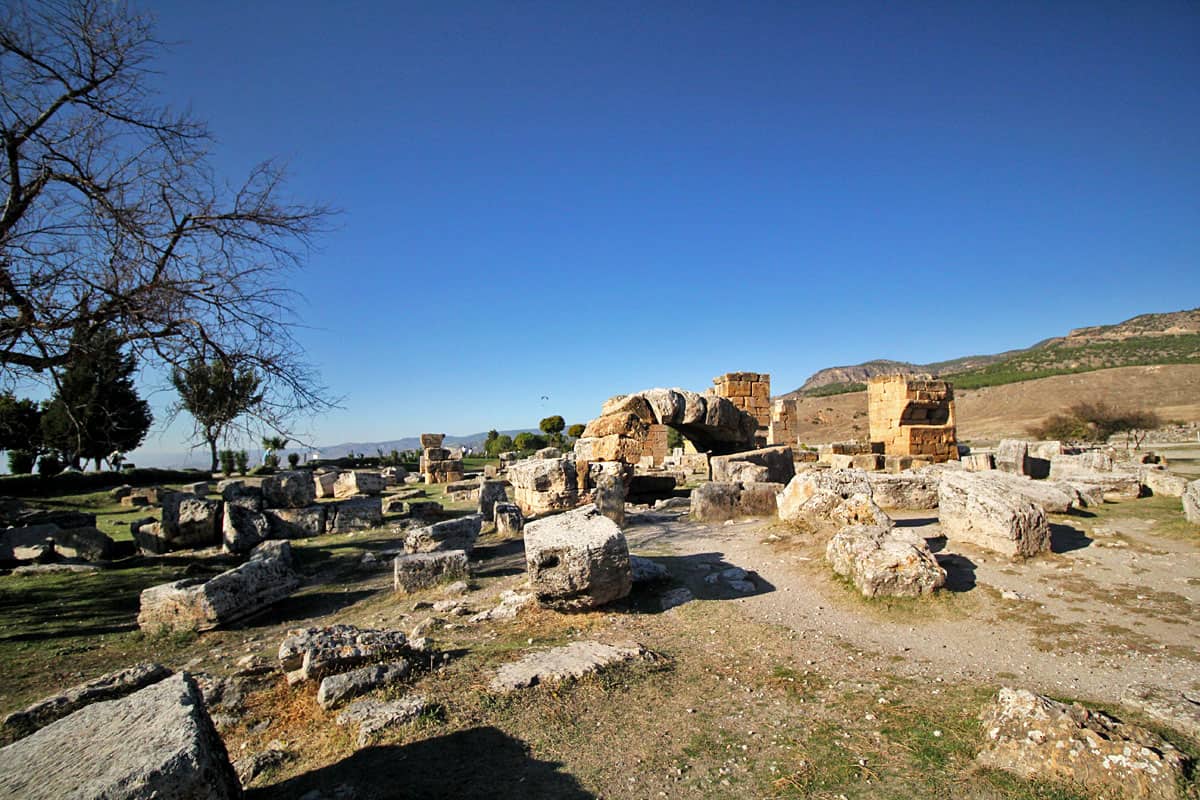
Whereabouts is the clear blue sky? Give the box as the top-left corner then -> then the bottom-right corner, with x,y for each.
128,0 -> 1198,461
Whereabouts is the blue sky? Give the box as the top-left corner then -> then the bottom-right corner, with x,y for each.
121,1 -> 1199,461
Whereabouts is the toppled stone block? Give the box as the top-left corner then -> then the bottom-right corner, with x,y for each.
478,479 -> 509,522
490,641 -> 651,692
261,470 -> 316,509
160,494 -> 223,548
313,470 -> 338,498
334,470 -> 384,498
691,481 -> 785,522
777,470 -> 891,529
265,505 -> 327,538
222,502 -> 270,554
1140,467 -> 1191,498
1,662 -> 172,743
507,457 -> 579,517
593,471 -> 626,527
1122,684 -> 1200,742
404,515 -> 481,554
0,673 -> 241,800
183,481 -> 211,496
131,518 -> 168,555
336,695 -> 427,747
0,524 -> 114,562
962,471 -> 1077,514
524,505 -> 632,611
1185,480 -> 1200,525
826,526 -> 945,598
977,688 -> 1191,800
278,625 -> 415,684
494,502 -> 524,535
328,495 -> 383,533
219,479 -> 263,511
864,471 -> 939,510
938,470 -> 1050,558
710,445 -> 795,485
317,661 -> 411,709
393,550 -> 469,593
381,466 -> 408,486
137,542 -> 300,631
995,439 -> 1029,475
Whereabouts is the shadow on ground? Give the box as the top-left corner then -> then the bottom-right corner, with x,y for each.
1050,522 -> 1092,553
248,726 -> 594,800
625,551 -> 775,613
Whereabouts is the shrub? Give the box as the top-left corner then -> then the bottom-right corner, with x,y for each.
37,453 -> 62,476
235,451 -> 249,474
218,449 -> 236,475
6,450 -> 35,474
287,452 -> 300,468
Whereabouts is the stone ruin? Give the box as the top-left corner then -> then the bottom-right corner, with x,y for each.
419,433 -> 463,484
712,372 -> 771,446
867,374 -> 958,463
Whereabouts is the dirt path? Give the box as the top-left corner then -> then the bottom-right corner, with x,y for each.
622,502 -> 1200,705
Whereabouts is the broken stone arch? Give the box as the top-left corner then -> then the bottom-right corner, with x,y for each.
573,387 -> 759,462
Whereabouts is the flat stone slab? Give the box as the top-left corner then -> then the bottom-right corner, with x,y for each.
393,550 -> 469,593
1123,683 -> 1200,742
336,695 -> 428,746
278,624 -> 414,684
317,661 -> 411,709
490,641 -> 651,692
0,673 -> 240,799
1,662 -> 172,743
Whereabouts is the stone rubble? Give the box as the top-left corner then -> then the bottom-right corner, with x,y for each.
490,641 -> 652,692
826,525 -> 946,598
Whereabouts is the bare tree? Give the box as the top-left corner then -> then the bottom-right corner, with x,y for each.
0,0 -> 336,427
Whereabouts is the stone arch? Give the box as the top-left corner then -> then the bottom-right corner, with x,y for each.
573,387 -> 759,464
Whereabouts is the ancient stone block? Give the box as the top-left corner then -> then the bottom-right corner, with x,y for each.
221,502 -> 269,554
261,470 -> 316,509
494,502 -> 524,535
867,374 -> 957,462
419,433 -> 445,449
219,479 -> 263,511
265,505 -> 327,538
317,661 -> 411,710
277,624 -> 415,684
404,515 -> 481,554
1184,480 -> 1200,525
524,505 -> 632,611
864,471 -> 940,510
393,550 -> 469,593
478,479 -> 508,521
334,470 -> 384,498
328,496 -> 383,533
490,641 -> 650,692
0,674 -> 241,800
710,445 -> 795,485
826,525 -> 945,598
160,494 -> 222,548
506,457 -> 579,517
937,470 -> 1050,558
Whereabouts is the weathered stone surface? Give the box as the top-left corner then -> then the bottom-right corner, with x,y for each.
404,514 -> 481,554
1122,684 -> 1200,742
0,524 -> 114,562
961,453 -> 995,472
278,624 -> 414,684
419,433 -> 445,449
506,457 -> 579,517
393,550 -> 469,593
0,673 -> 241,800
593,471 -> 626,527
161,494 -> 223,547
963,471 -> 1077,514
1140,467 -> 1191,498
977,688 -> 1190,800
222,502 -> 270,554
494,502 -> 524,535
524,505 -> 632,611
381,465 -> 408,486
710,445 -> 795,485
864,471 -> 939,510
629,554 -> 669,584
491,641 -> 651,692
260,470 -> 316,509
336,695 -> 427,747
938,470 -> 1050,558
534,446 -> 562,459
689,481 -> 783,522
265,505 -> 327,538
1,662 -> 172,743
233,745 -> 292,786
995,439 -> 1029,475
328,495 -> 383,533
826,526 -> 946,598
1185,480 -> 1200,525
138,542 -> 300,631
183,481 -> 210,497
317,661 -> 411,709
219,479 -> 263,511
777,470 -> 891,528
131,518 -> 169,554
469,590 -> 536,622
334,470 -> 384,498
478,479 -> 509,522
313,470 -> 338,498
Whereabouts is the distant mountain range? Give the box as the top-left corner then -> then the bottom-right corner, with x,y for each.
783,308 -> 1200,398
309,429 -> 538,459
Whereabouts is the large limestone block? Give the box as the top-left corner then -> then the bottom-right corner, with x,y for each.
995,439 -> 1028,475
677,389 -> 708,426
966,471 -> 1077,514
160,494 -> 222,548
277,624 -> 415,684
265,505 -> 327,538
523,505 -> 632,611
977,688 -> 1190,800
314,470 -> 338,498
937,470 -> 1050,558
221,502 -> 269,554
582,412 -> 645,439
0,673 -> 241,800
738,482 -> 786,517
864,471 -> 939,510
690,482 -> 785,522
506,457 -> 579,517
261,470 -> 317,509
494,503 -> 524,535
1140,467 -> 1190,498
419,433 -> 445,449
490,641 -> 650,692
317,661 -> 411,710
1184,480 -> 1200,525
710,445 -> 795,485
1,662 -> 172,743
826,526 -> 946,598
334,470 -> 384,498
219,479 -> 263,511
478,479 -> 509,522
641,388 -> 685,425
593,472 -> 626,527
404,515 -> 482,554
0,524 -> 114,562
137,543 -> 300,631
328,496 -> 383,533
600,394 -> 655,422
393,550 -> 469,593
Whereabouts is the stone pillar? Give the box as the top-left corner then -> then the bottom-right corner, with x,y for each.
713,372 -> 771,446
866,375 -> 958,462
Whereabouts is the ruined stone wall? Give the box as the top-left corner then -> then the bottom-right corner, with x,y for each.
867,375 -> 958,462
641,423 -> 669,467
713,372 -> 771,445
419,433 -> 464,484
768,398 -> 796,447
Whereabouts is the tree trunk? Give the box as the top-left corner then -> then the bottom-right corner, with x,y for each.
208,438 -> 219,474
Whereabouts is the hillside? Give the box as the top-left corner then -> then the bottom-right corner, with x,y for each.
789,364 -> 1200,445
789,307 -> 1200,397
